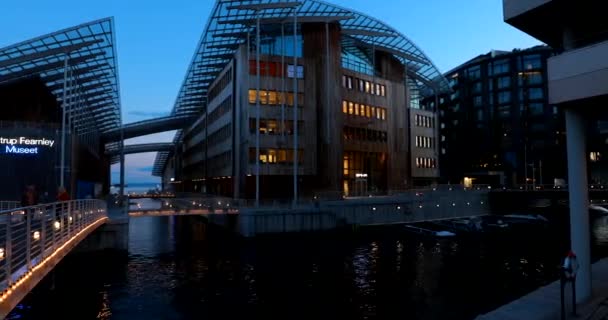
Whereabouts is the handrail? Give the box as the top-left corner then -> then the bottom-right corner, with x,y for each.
0,202 -> 18,211
0,199 -> 107,292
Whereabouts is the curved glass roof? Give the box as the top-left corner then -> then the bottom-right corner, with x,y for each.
0,18 -> 122,135
153,0 -> 449,176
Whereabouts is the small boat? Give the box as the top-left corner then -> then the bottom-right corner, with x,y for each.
499,214 -> 549,227
590,205 -> 608,216
403,224 -> 456,237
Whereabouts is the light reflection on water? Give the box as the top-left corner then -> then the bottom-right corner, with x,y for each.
6,211 -> 608,320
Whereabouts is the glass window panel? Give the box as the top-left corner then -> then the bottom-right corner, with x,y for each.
366,105 -> 371,118
268,91 -> 278,105
342,101 -> 348,114
259,90 -> 268,104
248,90 -> 256,104
354,103 -> 359,115
348,102 -> 354,115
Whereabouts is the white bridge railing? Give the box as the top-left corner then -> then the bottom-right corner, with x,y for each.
0,200 -> 107,292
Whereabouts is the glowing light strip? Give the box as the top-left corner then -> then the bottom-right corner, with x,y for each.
0,215 -> 108,303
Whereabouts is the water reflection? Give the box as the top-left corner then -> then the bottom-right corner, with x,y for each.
7,213 -> 608,320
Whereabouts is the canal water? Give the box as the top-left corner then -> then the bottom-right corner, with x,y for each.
7,199 -> 608,320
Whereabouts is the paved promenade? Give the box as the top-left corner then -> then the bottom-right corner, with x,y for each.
477,258 -> 608,320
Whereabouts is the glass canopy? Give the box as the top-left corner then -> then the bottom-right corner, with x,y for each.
0,18 -> 122,137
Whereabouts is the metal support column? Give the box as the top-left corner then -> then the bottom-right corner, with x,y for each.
119,122 -> 125,202
565,108 -> 591,303
292,10 -> 299,207
60,55 -> 70,188
255,13 -> 261,208
325,22 -> 330,144
281,23 -> 286,143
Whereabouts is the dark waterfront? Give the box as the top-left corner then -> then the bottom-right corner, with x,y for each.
7,199 -> 608,320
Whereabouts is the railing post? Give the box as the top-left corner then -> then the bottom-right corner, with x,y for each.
66,201 -> 71,240
40,206 -> 47,259
5,212 -> 12,287
52,203 -> 57,251
26,208 -> 32,269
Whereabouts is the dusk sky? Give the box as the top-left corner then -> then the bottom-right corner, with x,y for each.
0,0 -> 541,184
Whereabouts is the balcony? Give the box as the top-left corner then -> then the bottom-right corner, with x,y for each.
548,39 -> 608,104
503,1 -> 608,49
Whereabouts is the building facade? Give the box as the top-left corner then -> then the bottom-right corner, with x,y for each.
436,46 -> 570,187
154,0 -> 448,199
0,18 -> 122,201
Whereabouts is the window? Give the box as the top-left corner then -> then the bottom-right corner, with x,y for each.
529,88 -> 544,100
347,77 -> 353,89
354,103 -> 359,116
472,82 -> 482,94
365,81 -> 370,93
248,90 -> 257,104
473,96 -> 483,107
467,66 -> 481,79
342,101 -> 348,114
358,79 -> 364,92
268,91 -> 278,105
497,76 -> 510,89
348,102 -> 354,115
380,85 -> 386,97
498,105 -> 510,118
522,54 -> 542,70
287,65 -> 304,78
366,105 -> 371,118
519,71 -> 543,85
492,59 -> 510,75
498,91 -> 511,104
342,75 -> 347,88
476,109 -> 484,121
528,102 -> 544,116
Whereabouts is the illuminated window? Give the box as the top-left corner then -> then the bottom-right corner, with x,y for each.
267,120 -> 277,135
366,105 -> 371,118
347,77 -> 353,89
349,102 -> 354,115
259,90 -> 268,104
358,79 -> 364,92
342,75 -> 347,88
248,90 -> 257,104
360,104 -> 365,116
287,93 -> 294,106
371,106 -> 376,119
259,154 -> 268,163
268,149 -> 277,163
278,150 -> 287,162
354,103 -> 359,116
342,101 -> 348,114
343,156 -> 349,175
380,85 -> 386,97
381,109 -> 386,120
365,81 -> 370,93
268,91 -> 278,105
375,84 -> 381,95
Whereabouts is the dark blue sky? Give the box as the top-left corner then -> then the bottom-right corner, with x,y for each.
0,0 -> 541,184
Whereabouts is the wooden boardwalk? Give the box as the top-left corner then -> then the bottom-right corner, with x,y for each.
477,258 -> 608,320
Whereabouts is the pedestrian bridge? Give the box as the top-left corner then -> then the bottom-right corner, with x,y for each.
102,114 -> 197,142
105,143 -> 175,156
0,200 -> 108,317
